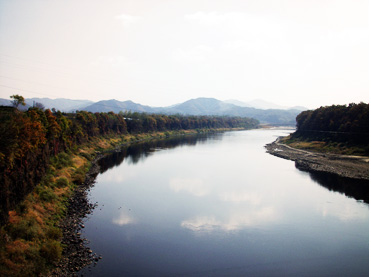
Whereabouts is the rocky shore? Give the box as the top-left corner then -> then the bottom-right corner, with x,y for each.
265,137 -> 369,180
47,154 -> 104,276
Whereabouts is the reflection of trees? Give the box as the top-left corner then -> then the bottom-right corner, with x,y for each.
98,133 -> 223,173
304,170 -> 369,203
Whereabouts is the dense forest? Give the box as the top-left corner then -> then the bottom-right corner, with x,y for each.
292,103 -> 369,148
0,102 -> 259,225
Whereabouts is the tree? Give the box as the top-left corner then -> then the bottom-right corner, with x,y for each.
34,102 -> 45,110
10,94 -> 26,108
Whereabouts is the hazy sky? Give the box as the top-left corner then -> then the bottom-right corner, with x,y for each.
0,0 -> 368,108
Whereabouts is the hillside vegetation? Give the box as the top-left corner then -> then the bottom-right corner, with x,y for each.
1,97 -> 302,125
283,103 -> 369,156
0,102 -> 259,275
0,105 -> 258,225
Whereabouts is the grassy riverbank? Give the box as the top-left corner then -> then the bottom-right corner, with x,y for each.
280,135 -> 369,156
0,128 -> 241,276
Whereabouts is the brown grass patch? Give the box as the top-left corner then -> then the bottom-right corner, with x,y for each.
54,186 -> 70,197
26,209 -> 44,226
96,139 -> 111,149
57,167 -> 74,180
72,155 -> 86,169
289,141 -> 326,149
8,211 -> 20,225
44,202 -> 56,213
2,258 -> 23,271
6,240 -> 30,255
32,203 -> 46,215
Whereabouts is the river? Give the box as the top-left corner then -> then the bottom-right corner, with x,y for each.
79,129 -> 369,276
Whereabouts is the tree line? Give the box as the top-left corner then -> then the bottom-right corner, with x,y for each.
0,100 -> 259,225
293,102 -> 369,145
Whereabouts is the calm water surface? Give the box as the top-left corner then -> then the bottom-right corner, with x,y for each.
80,129 -> 368,276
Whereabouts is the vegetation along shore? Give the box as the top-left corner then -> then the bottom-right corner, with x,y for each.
0,95 -> 259,276
266,103 -> 369,181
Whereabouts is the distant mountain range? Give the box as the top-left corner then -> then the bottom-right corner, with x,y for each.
0,98 -> 93,112
225,99 -> 307,111
0,97 -> 307,125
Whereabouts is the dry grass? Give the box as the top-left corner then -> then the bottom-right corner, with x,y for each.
287,140 -> 326,150
282,135 -> 368,156
72,155 -> 86,168
0,147 -> 91,275
27,208 -> 45,226
54,186 -> 70,197
8,211 -> 20,225
1,130 -> 235,275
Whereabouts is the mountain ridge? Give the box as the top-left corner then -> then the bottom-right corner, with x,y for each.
0,97 -> 304,125
225,99 -> 307,111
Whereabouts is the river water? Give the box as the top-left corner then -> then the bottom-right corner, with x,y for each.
80,129 -> 368,276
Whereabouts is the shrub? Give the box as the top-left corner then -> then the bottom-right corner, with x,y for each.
55,177 -> 69,188
72,167 -> 87,185
7,218 -> 39,241
52,152 -> 73,169
39,240 -> 62,263
79,152 -> 92,160
38,187 -> 56,203
46,226 -> 62,240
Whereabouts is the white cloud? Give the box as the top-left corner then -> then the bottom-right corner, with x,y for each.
90,55 -> 128,67
112,211 -> 135,226
318,202 -> 369,222
220,191 -> 262,205
181,207 -> 277,232
184,11 -> 284,39
172,45 -> 214,63
181,216 -> 220,232
169,177 -> 209,197
185,11 -> 246,27
115,13 -> 142,25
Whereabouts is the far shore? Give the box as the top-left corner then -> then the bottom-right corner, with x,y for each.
265,137 -> 369,180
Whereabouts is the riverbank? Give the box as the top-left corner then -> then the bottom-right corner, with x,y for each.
0,128 -> 243,276
265,137 -> 369,180
47,128 -> 246,276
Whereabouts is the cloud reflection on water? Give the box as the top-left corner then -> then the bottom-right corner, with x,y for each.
219,191 -> 262,205
169,177 -> 210,197
181,207 -> 277,232
318,201 -> 368,222
112,211 -> 135,226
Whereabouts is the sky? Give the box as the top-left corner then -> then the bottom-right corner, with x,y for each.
0,0 -> 369,109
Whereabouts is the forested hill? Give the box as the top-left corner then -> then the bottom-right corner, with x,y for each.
0,106 -> 259,225
291,103 -> 369,150
1,97 -> 302,125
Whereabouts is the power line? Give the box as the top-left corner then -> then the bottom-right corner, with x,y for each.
0,75 -> 91,95
0,52 -> 226,97
0,84 -> 63,98
0,53 -> 77,71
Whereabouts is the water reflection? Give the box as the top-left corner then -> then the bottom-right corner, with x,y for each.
98,133 -> 368,205
80,129 -> 368,277
220,191 -> 262,205
181,206 -> 277,232
169,177 -> 209,197
298,169 -> 369,203
112,211 -> 135,226
98,133 -> 223,173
